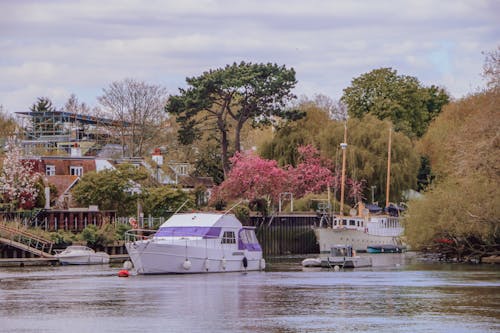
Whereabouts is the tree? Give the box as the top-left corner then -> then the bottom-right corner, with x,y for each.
30,97 -> 55,113
212,152 -> 288,207
142,186 -> 193,217
98,78 -> 168,157
287,145 -> 335,198
263,112 -> 420,204
482,46 -> 500,90
341,68 -> 450,138
0,137 -> 40,209
260,99 -> 332,166
0,105 -> 18,143
64,94 -> 91,115
72,165 -> 148,215
166,62 -> 302,176
406,88 -> 499,259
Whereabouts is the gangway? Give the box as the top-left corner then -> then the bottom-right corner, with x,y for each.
0,223 -> 54,258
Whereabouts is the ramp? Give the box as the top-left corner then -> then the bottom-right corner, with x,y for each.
0,223 -> 54,258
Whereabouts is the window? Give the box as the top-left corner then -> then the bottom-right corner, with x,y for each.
221,231 -> 236,244
349,220 -> 356,226
70,166 -> 83,176
45,165 -> 55,176
177,164 -> 188,175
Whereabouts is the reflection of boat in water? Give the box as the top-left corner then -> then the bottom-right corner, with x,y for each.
302,245 -> 372,269
313,126 -> 406,253
55,245 -> 110,265
367,244 -> 406,253
125,212 -> 265,274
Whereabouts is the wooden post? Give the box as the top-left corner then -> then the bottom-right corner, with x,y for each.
385,127 -> 392,209
339,123 -> 348,216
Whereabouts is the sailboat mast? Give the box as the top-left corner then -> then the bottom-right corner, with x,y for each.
385,127 -> 392,208
339,123 -> 348,216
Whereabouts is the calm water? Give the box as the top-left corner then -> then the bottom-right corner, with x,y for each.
0,254 -> 498,333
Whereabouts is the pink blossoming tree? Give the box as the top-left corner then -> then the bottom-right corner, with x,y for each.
287,145 -> 335,198
0,137 -> 40,209
212,152 -> 288,206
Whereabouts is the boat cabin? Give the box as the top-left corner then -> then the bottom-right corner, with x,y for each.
153,213 -> 261,251
330,245 -> 354,257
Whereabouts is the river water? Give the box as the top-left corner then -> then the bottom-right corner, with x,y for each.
0,254 -> 498,333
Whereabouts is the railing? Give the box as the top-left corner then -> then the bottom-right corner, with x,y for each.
0,223 -> 54,257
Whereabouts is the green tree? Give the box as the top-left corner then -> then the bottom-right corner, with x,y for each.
341,68 -> 449,138
72,165 -> 147,215
142,186 -> 193,217
166,61 -> 302,176
406,88 -> 499,258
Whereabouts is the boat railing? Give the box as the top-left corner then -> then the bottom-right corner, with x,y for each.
125,229 -> 157,243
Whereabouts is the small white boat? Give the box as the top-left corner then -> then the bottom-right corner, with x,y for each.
55,245 -> 110,265
125,212 -> 265,274
302,245 -> 372,269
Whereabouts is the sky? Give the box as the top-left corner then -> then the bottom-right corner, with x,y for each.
1,0 -> 498,114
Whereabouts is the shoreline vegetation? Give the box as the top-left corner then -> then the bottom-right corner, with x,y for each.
1,51 -> 499,264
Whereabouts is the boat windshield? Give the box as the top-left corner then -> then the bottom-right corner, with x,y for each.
238,228 -> 261,251
155,227 -> 221,238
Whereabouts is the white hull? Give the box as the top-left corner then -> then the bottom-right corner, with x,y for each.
320,255 -> 372,268
57,253 -> 110,265
126,240 -> 264,274
314,227 -> 403,253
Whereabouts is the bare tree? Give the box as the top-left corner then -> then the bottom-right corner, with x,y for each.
64,94 -> 91,115
98,79 -> 168,157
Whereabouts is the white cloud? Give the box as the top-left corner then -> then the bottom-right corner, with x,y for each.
0,0 -> 498,113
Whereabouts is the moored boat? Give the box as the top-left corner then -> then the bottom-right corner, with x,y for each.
125,212 -> 265,274
367,244 -> 406,253
55,245 -> 110,265
313,126 -> 406,253
301,244 -> 372,269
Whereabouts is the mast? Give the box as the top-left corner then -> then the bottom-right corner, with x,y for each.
339,123 -> 348,216
385,127 -> 392,209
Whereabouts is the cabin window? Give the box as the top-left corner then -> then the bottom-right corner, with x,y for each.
221,231 -> 236,244
70,166 -> 83,176
46,165 -> 55,176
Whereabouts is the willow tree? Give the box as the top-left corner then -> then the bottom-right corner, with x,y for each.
166,62 -> 302,177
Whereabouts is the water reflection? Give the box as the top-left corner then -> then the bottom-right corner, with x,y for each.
0,255 -> 499,333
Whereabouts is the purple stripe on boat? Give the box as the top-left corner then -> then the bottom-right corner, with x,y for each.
155,227 -> 221,238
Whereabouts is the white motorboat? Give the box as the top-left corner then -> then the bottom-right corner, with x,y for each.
55,245 -> 110,265
301,245 -> 372,269
125,212 -> 265,274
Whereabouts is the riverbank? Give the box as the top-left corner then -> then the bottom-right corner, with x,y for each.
0,254 -> 129,267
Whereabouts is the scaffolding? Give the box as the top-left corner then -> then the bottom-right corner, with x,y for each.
15,111 -> 130,156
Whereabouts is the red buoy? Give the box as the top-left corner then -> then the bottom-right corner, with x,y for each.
118,269 -> 129,277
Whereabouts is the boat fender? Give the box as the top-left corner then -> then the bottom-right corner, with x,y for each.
242,256 -> 248,269
183,259 -> 192,270
204,258 -> 210,271
123,260 -> 133,270
118,269 -> 129,277
221,258 -> 227,270
260,258 -> 266,270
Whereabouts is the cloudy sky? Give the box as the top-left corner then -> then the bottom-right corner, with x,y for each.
1,0 -> 498,114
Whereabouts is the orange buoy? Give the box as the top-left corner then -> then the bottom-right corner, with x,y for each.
118,269 -> 129,277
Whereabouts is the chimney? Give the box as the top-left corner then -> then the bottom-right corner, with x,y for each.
71,142 -> 81,157
152,147 -> 163,166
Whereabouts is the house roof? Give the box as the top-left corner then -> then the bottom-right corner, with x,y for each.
178,176 -> 215,188
47,175 -> 79,198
